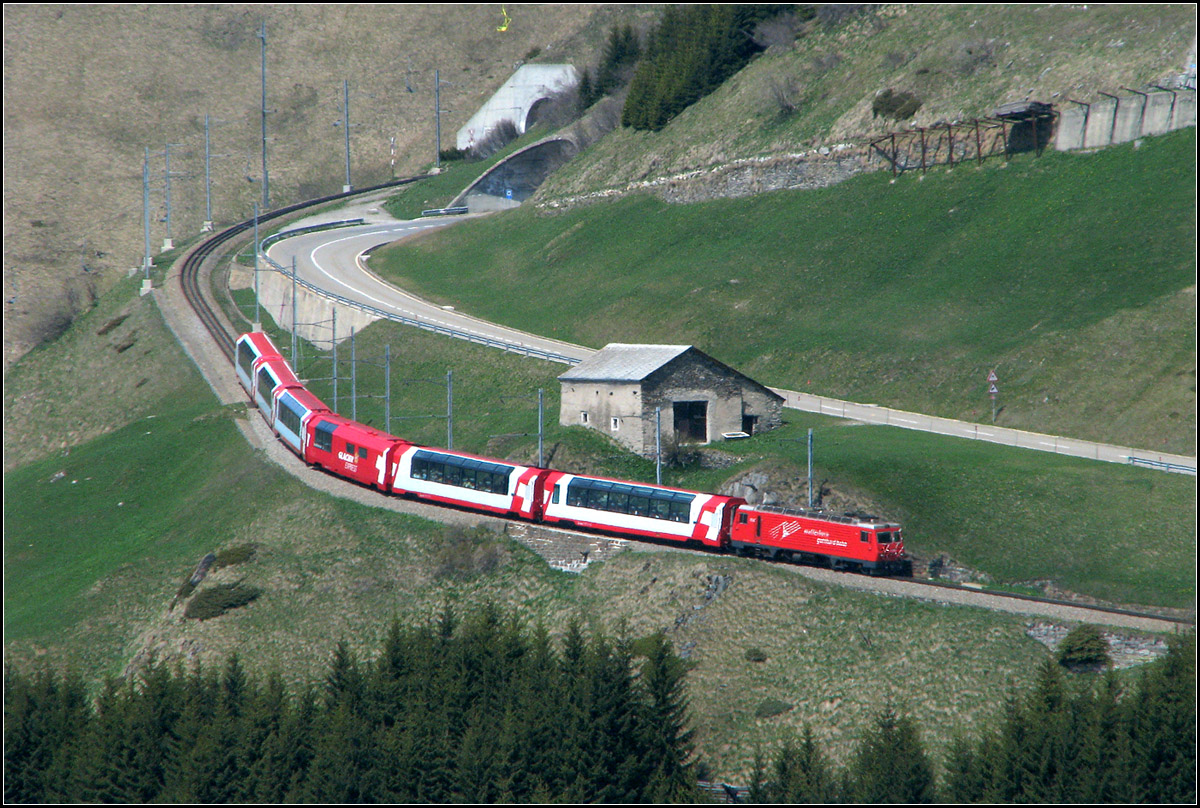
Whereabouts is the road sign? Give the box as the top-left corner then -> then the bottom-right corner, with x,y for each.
988,384 -> 998,396
987,370 -> 998,382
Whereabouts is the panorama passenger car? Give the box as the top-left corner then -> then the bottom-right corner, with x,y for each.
235,332 -> 284,398
730,505 -> 907,574
251,357 -> 304,424
390,446 -> 546,520
539,471 -> 744,548
272,387 -> 331,458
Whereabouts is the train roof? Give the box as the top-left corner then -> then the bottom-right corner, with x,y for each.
749,504 -> 901,528
278,387 -> 331,413
238,331 -> 283,358
312,416 -> 407,447
256,357 -> 303,387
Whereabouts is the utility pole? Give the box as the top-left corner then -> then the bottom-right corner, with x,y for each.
290,256 -> 297,366
446,370 -> 453,449
141,147 -> 152,280
203,114 -> 213,230
201,114 -> 229,231
434,69 -> 453,170
807,428 -> 814,508
258,19 -> 270,210
655,407 -> 662,485
341,79 -> 352,192
252,202 -> 261,330
161,143 -> 186,251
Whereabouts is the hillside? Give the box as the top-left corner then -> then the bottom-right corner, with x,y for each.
3,6 -> 1196,788
4,6 -> 1195,373
539,4 -> 1196,203
373,128 -> 1197,456
1,4 -> 655,370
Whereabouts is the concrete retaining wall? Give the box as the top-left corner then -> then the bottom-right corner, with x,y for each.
228,261 -> 380,345
1056,88 -> 1195,150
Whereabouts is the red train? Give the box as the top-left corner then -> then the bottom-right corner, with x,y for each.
235,332 -> 910,575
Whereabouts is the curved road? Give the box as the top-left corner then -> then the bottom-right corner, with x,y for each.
263,195 -> 1196,474
265,197 -> 592,364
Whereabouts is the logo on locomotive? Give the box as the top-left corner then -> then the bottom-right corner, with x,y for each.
337,451 -> 359,471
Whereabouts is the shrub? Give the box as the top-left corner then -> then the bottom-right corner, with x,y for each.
434,525 -> 507,581
872,88 -> 922,121
468,119 -> 520,160
184,582 -> 262,621
1057,623 -> 1110,671
214,543 -> 257,569
745,646 -> 768,663
755,698 -> 793,719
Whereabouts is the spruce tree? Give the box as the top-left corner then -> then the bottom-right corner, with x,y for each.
637,632 -> 698,802
848,705 -> 936,803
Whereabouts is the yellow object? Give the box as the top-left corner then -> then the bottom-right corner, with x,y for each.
497,5 -> 511,32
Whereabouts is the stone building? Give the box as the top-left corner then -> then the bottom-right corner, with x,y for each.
558,344 -> 784,457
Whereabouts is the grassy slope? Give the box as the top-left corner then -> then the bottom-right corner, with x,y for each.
541,4 -> 1197,197
3,284 -> 1061,782
371,129 -> 1196,457
216,297 -> 1196,609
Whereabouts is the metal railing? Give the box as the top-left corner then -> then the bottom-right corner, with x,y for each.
1127,456 -> 1197,475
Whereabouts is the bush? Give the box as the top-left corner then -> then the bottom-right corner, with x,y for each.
745,646 -> 768,663
184,582 -> 262,621
214,543 -> 257,569
1057,623 -> 1110,671
872,88 -> 922,121
755,698 -> 793,719
434,525 -> 507,581
468,119 -> 520,160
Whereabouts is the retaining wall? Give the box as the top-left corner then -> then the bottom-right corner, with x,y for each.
1056,87 -> 1195,150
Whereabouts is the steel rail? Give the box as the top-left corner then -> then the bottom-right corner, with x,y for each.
177,177 -> 426,363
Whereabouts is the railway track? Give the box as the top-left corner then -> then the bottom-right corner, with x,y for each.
177,178 -> 424,363
172,186 -> 1193,635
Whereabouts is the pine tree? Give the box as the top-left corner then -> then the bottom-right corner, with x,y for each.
1127,633 -> 1196,803
770,725 -> 834,803
636,632 -> 698,802
848,705 -> 936,803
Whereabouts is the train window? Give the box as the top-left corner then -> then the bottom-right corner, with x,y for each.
346,442 -> 357,455
738,513 -> 748,524
553,484 -> 561,504
877,531 -> 892,544
647,498 -> 671,520
314,421 -> 335,453
669,501 -> 690,523
256,369 -> 276,403
358,447 -> 368,459
565,478 -> 695,522
860,531 -> 869,543
238,341 -> 255,376
278,402 -> 302,436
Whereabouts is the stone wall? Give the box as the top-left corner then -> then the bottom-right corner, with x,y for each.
641,351 -> 783,455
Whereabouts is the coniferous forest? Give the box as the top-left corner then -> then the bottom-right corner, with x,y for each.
4,610 -> 1195,804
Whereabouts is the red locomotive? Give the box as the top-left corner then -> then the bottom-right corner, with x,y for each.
236,332 -> 910,575
730,505 -> 907,575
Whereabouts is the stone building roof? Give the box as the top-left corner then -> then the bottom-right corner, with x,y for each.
558,344 -> 692,383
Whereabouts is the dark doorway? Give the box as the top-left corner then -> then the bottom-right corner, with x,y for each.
673,401 -> 708,443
